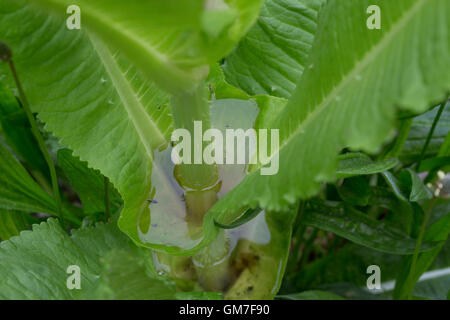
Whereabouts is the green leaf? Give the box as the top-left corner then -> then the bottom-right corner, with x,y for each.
418,156 -> 450,173
368,187 -> 416,235
303,202 -> 438,255
0,82 -> 48,175
400,101 -> 450,162
406,169 -> 433,202
336,153 -> 399,179
30,0 -> 263,93
277,290 -> 344,300
224,0 -> 325,98
0,140 -> 58,215
382,169 -> 433,202
0,210 -> 28,240
57,148 -> 121,214
0,1 -> 174,248
337,176 -> 371,206
289,242 -> 404,295
206,0 -> 450,221
0,218 -> 135,299
90,250 -> 177,300
214,207 -> 263,229
0,1 -> 268,254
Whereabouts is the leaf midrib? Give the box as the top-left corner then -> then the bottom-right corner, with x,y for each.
90,35 -> 166,159
258,0 -> 427,171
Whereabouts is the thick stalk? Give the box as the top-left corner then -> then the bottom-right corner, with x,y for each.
171,84 -> 218,191
170,81 -> 228,290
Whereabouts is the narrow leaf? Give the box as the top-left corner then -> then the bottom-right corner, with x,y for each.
303,204 -> 438,255
336,153 -> 399,179
0,140 -> 58,215
214,207 -> 263,229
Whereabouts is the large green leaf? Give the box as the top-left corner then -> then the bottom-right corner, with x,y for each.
0,0 -> 177,249
0,210 -> 28,240
224,0 -> 324,98
89,250 -> 177,300
0,140 -> 58,215
30,0 -> 263,93
207,0 -> 450,225
0,219 -> 135,299
0,0 -> 269,254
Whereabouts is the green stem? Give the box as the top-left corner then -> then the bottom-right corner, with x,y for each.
6,58 -> 65,230
407,197 -> 436,299
171,83 -> 218,190
416,103 -> 445,172
379,119 -> 413,160
193,229 -> 230,291
104,177 -> 111,220
170,81 -> 227,289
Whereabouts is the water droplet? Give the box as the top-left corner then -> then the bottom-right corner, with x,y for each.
157,271 -> 165,276
308,64 -> 314,69
271,86 -> 277,92
107,99 -> 114,105
100,77 -> 107,84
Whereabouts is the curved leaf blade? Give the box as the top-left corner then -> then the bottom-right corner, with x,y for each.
31,0 -> 263,93
206,0 -> 450,223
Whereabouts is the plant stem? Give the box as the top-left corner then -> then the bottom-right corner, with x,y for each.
380,119 -> 413,160
416,103 -> 445,172
407,197 -> 436,299
104,177 -> 111,220
6,58 -> 65,230
171,83 -> 218,190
